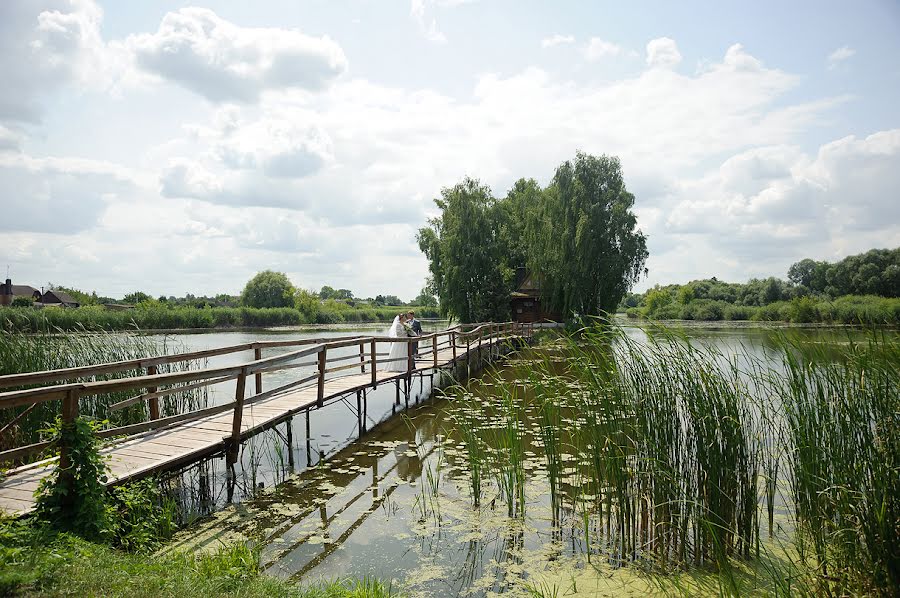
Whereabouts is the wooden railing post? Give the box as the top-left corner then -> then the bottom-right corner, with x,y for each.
433,333 -> 439,368
370,339 -> 377,385
407,340 -> 415,373
359,341 -> 366,374
451,331 -> 457,360
317,347 -> 327,408
147,365 -> 160,420
228,368 -> 247,464
254,347 -> 262,395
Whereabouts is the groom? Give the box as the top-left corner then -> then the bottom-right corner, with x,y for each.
406,311 -> 422,356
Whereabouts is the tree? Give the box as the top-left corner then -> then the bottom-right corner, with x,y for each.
294,288 -> 321,322
413,288 -> 438,307
123,291 -> 153,305
528,153 -> 648,316
418,178 -> 513,322
241,271 -> 295,308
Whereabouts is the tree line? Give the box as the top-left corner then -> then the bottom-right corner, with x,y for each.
626,246 -> 900,324
417,152 -> 648,323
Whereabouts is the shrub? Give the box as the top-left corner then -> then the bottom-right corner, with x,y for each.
789,296 -> 818,323
724,304 -> 756,321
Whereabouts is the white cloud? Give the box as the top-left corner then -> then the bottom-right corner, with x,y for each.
654,129 -> 900,283
0,0 -> 110,123
646,37 -> 682,69
584,37 -> 624,61
541,34 -> 574,48
410,0 -> 447,43
126,8 -> 347,103
0,152 -> 138,234
827,45 -> 855,69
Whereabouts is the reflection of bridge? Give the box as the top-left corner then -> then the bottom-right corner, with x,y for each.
0,322 -> 534,515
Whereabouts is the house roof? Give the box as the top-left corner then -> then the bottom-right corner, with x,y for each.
44,290 -> 78,304
10,285 -> 40,296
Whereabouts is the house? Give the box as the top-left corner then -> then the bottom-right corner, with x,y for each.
0,278 -> 41,306
39,289 -> 80,308
510,268 -> 563,323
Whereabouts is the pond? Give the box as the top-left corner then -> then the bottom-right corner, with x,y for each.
157,322 -> 896,596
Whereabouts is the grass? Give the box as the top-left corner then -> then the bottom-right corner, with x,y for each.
0,520 -> 399,597
0,304 -> 442,333
630,294 -> 900,326
0,328 -> 207,454
447,322 -> 898,596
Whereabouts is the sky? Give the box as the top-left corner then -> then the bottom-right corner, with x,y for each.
2,0 -> 899,301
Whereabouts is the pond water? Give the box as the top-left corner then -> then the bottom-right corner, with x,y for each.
157,323 -> 891,597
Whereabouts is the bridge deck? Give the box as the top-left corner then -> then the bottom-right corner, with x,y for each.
0,341 -> 508,516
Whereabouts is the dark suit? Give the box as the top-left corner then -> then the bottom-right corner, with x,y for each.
409,318 -> 422,355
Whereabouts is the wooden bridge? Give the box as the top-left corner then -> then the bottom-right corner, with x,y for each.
0,322 -> 534,516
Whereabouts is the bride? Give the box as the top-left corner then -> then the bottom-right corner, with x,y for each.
383,314 -> 410,372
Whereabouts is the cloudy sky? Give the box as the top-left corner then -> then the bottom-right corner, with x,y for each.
2,1 -> 899,300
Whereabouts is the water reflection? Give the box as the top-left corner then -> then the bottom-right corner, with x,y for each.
163,325 -> 889,597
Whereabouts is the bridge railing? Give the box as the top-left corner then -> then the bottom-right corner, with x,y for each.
0,321 -> 533,472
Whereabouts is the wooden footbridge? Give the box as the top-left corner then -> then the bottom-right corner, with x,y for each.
0,322 -> 534,516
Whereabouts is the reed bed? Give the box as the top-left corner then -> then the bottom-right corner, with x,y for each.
0,328 -> 207,457
447,323 -> 898,595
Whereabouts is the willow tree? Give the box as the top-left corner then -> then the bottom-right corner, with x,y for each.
528,153 -> 648,316
417,178 -> 512,323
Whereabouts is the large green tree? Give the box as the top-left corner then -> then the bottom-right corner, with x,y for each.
241,271 -> 295,308
417,178 -> 513,322
528,153 -> 648,316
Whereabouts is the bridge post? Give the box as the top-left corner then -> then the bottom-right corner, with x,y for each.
228,367 -> 247,465
370,339 -> 377,386
317,347 -> 327,408
147,365 -> 160,420
432,333 -> 438,369
254,347 -> 263,394
407,339 -> 415,374
359,341 -> 366,374
451,331 -> 457,361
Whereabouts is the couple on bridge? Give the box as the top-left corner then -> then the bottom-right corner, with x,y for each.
384,311 -> 422,372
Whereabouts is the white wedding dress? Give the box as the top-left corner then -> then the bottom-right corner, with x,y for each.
383,316 -> 409,372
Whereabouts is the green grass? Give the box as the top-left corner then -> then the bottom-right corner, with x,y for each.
0,519 -> 400,597
0,329 -> 207,454
448,323 -> 898,595
0,305 -> 442,333
633,294 -> 900,325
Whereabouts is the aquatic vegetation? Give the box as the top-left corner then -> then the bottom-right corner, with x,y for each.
0,328 -> 207,454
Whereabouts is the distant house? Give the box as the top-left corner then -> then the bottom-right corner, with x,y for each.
0,278 -> 41,306
39,289 -> 80,308
510,268 -> 563,323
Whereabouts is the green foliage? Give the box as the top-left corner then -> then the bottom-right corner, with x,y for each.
241,270 -> 296,309
108,479 -> 178,552
643,286 -> 672,314
122,291 -> 153,305
418,178 -> 513,322
10,296 -> 32,307
529,153 -> 648,316
33,417 -> 111,541
789,247 -> 900,297
412,288 -> 438,307
419,153 -> 648,321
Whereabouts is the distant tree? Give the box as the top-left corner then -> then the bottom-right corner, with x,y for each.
48,285 -> 97,306
677,285 -> 696,305
381,295 -> 404,306
123,291 -> 153,305
373,295 -> 386,306
319,285 -> 337,300
11,296 -> 33,307
413,288 -> 438,307
788,258 -> 828,292
528,153 -> 648,316
644,287 -> 672,314
335,288 -> 354,300
294,288 -> 321,322
241,271 -> 295,308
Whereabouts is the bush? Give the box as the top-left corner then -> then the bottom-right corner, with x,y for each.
789,296 -> 819,323
625,307 -> 641,319
724,304 -> 757,321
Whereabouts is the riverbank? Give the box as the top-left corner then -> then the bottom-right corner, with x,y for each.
0,305 -> 441,333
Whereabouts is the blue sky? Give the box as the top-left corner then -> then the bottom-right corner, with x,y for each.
2,0 -> 899,299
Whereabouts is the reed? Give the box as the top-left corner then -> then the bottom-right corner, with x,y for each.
0,328 -> 207,456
